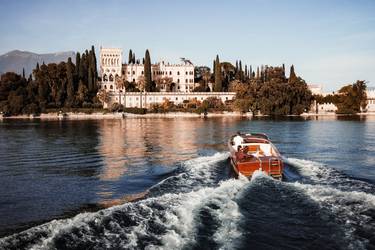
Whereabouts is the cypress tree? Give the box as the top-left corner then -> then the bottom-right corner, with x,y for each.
75,52 -> 81,76
249,65 -> 252,79
132,53 -> 135,64
88,68 -> 93,92
289,65 -> 298,83
213,60 -> 216,76
144,49 -> 152,91
66,57 -> 75,106
128,49 -> 133,64
22,68 -> 25,79
91,45 -> 97,78
239,61 -> 243,81
245,65 -> 248,78
214,55 -> 222,92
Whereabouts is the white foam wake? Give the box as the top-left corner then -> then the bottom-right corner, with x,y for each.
1,152 -> 248,250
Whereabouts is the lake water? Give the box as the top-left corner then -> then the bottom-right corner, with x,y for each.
0,116 -> 374,249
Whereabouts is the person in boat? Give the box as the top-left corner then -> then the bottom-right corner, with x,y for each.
233,132 -> 244,149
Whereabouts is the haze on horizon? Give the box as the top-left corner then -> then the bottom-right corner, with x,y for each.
0,0 -> 374,92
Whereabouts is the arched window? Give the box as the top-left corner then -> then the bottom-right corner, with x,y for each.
104,85 -> 107,89
110,85 -> 113,89
169,71 -> 172,75
103,74 -> 108,82
177,71 -> 180,75
141,71 -> 144,75
109,74 -> 114,82
186,71 -> 188,75
177,79 -> 180,83
185,79 -> 188,83
133,71 -> 135,74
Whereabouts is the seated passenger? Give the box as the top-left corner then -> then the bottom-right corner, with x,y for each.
233,132 -> 243,148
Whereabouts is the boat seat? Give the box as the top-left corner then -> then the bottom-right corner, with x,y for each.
246,145 -> 260,153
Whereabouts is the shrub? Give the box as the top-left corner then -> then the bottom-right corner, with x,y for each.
82,102 -> 92,108
110,103 -> 124,112
123,107 -> 147,114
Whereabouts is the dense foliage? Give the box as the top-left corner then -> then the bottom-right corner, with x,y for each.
233,65 -> 312,115
314,80 -> 367,114
0,46 -> 99,115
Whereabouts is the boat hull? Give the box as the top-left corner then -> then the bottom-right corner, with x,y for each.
228,139 -> 283,180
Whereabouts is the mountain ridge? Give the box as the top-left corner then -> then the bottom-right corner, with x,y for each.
0,50 -> 76,76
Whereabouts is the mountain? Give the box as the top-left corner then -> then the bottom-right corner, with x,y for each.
0,50 -> 76,77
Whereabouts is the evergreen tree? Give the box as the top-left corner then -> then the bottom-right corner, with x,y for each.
88,68 -> 93,92
239,61 -> 243,81
144,49 -> 152,91
22,68 -> 25,79
75,52 -> 81,75
128,49 -> 133,64
66,57 -> 75,106
91,45 -> 97,78
132,53 -> 135,64
214,55 -> 222,92
289,65 -> 298,83
213,60 -> 216,77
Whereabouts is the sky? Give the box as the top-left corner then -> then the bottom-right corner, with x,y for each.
0,0 -> 374,92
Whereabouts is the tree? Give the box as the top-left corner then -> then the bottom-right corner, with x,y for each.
335,80 -> 367,114
214,55 -> 222,92
128,49 -> 133,64
288,65 -> 298,83
66,57 -> 75,106
97,89 -> 110,104
144,49 -> 152,92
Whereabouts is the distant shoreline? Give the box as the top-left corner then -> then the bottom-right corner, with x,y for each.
1,111 -> 375,120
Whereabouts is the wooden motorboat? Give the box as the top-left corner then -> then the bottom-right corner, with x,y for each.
228,132 -> 283,180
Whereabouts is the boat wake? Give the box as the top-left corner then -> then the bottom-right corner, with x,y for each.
0,153 -> 374,249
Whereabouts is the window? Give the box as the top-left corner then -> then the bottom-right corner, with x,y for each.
176,97 -> 178,101
185,86 -> 188,89
186,71 -> 188,75
169,71 -> 172,75
142,71 -> 144,75
185,79 -> 188,83
177,71 -> 180,75
178,86 -> 180,89
128,71 -> 130,74
110,85 -> 113,89
133,71 -> 135,74
177,79 -> 180,83
136,97 -> 139,101
104,85 -> 107,89
226,97 -> 228,100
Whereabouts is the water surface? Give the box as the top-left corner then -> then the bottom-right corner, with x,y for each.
0,116 -> 374,249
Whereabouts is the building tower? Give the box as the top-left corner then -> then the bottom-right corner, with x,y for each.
100,47 -> 123,91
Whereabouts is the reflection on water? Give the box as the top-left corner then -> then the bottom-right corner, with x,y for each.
0,116 -> 374,237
